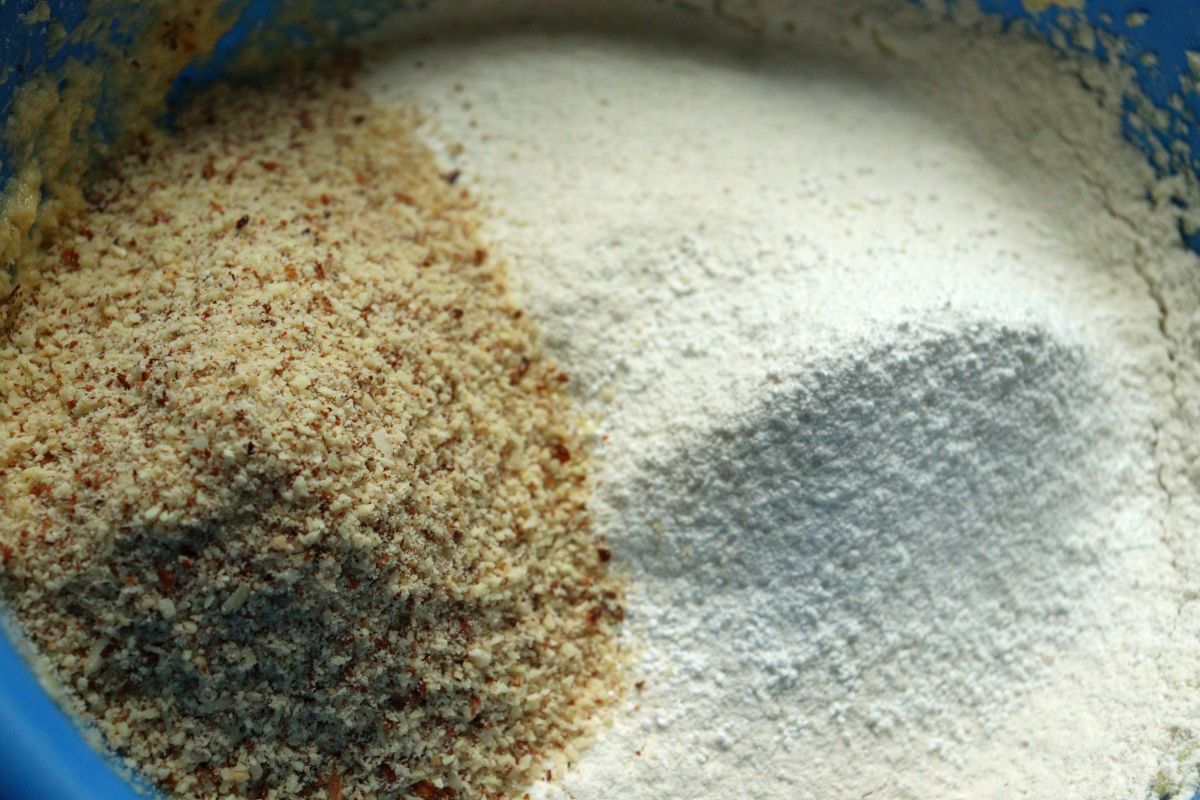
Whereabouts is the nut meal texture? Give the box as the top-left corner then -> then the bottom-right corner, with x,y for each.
0,73 -> 624,800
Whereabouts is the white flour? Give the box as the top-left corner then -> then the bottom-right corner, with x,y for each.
362,2 -> 1200,798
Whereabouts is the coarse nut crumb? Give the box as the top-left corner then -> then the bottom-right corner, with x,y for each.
0,71 -> 624,800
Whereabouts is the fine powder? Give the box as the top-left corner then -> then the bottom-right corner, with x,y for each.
0,75 -> 624,799
362,2 -> 1200,798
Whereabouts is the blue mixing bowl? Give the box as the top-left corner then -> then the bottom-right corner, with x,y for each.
1,1 -> 1198,798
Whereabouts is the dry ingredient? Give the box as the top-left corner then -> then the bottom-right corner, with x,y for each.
1,1 -> 240,307
0,72 -> 623,800
3,1 -> 1200,800
361,2 -> 1200,798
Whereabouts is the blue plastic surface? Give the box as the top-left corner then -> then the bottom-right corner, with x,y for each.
0,629 -> 138,799
1,2 -> 1199,799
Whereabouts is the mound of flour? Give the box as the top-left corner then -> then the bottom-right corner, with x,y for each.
363,1 -> 1200,797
